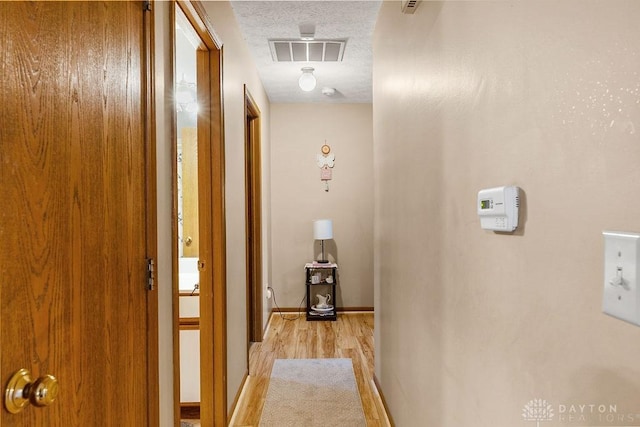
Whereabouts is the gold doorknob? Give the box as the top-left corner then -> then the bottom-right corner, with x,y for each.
4,369 -> 59,414
185,236 -> 193,246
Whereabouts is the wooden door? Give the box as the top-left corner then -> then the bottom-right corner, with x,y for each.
0,2 -> 155,426
180,127 -> 200,258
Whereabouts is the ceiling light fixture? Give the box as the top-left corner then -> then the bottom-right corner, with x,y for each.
298,67 -> 316,92
176,73 -> 197,112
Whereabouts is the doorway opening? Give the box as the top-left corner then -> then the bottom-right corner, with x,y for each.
245,87 -> 263,347
171,1 -> 226,425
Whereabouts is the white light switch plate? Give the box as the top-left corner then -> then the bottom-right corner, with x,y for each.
602,231 -> 640,326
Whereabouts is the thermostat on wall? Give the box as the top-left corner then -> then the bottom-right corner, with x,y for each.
477,186 -> 520,232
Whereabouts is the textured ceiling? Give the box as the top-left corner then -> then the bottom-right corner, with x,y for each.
230,1 -> 382,103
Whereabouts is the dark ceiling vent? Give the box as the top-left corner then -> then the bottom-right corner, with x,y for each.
401,0 -> 422,14
268,40 -> 347,62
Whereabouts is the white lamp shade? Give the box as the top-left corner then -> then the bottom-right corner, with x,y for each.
313,219 -> 333,240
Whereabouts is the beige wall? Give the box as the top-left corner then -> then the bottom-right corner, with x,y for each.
271,104 -> 374,308
201,0 -> 272,413
373,1 -> 640,426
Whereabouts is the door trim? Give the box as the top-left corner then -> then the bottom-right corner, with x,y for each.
244,87 -> 263,344
143,3 -> 160,426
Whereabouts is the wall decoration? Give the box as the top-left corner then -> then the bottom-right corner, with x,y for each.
316,143 -> 335,192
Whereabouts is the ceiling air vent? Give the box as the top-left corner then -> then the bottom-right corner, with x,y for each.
401,0 -> 422,14
269,40 -> 347,62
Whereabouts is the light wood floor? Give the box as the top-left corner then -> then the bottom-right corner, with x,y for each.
230,312 -> 389,426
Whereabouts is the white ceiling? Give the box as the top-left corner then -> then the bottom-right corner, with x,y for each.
230,1 -> 382,104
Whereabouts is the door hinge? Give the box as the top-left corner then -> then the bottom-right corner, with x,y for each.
147,258 -> 156,291
143,0 -> 152,12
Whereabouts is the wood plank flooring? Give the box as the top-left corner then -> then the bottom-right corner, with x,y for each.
230,312 -> 389,426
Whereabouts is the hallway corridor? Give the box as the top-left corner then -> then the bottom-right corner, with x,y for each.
231,313 -> 389,426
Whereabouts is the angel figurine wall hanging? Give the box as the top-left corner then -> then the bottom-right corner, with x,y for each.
316,143 -> 335,192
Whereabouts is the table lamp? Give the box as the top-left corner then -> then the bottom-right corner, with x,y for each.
313,219 -> 333,263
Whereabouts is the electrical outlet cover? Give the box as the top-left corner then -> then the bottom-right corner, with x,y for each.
602,231 -> 640,326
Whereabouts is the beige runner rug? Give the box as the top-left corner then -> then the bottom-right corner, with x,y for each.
259,358 -> 366,426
